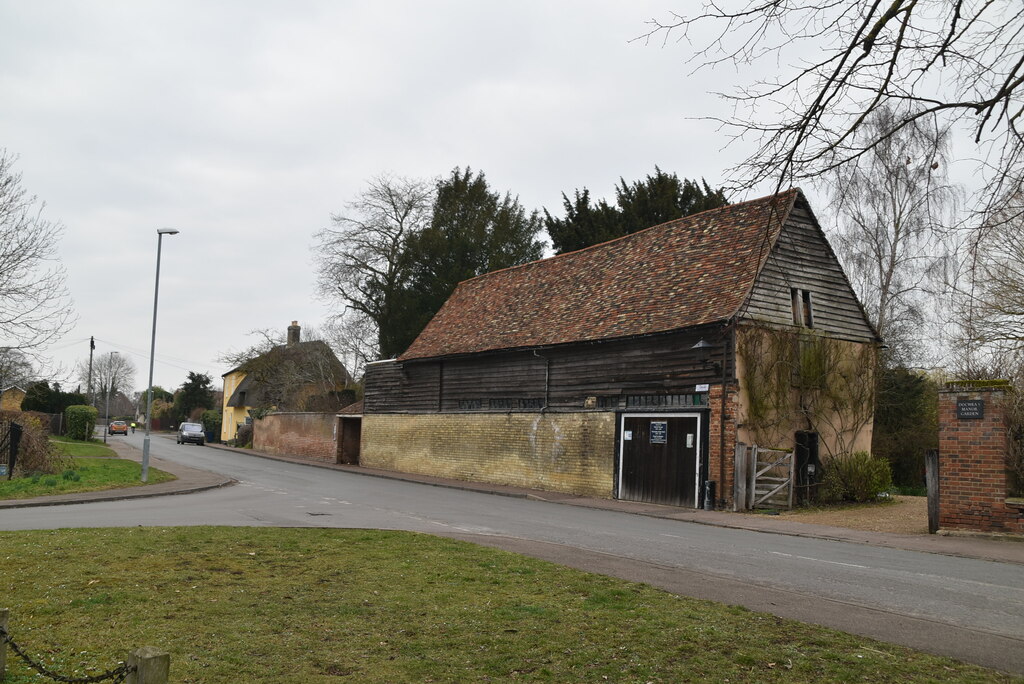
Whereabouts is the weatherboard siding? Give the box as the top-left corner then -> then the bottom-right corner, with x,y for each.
742,199 -> 877,342
364,326 -> 730,414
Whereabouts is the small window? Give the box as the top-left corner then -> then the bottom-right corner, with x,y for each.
518,398 -> 545,409
791,288 -> 814,328
489,398 -> 515,410
458,399 -> 483,410
802,290 -> 814,327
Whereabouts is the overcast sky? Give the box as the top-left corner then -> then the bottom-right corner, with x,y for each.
2,1 -> 787,392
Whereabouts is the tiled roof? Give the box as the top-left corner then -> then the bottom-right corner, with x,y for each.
399,189 -> 799,361
338,399 -> 363,415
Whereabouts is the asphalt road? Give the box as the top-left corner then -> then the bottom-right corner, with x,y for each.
4,431 -> 1024,674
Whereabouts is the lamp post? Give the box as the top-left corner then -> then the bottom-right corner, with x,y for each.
142,227 -> 179,482
102,351 -> 119,445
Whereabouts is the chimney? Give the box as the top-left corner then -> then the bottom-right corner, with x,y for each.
287,320 -> 301,346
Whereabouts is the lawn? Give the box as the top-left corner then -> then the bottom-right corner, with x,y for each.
0,438 -> 176,500
0,527 -> 1014,683
50,435 -> 124,458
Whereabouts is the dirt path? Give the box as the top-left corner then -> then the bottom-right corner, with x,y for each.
774,495 -> 929,535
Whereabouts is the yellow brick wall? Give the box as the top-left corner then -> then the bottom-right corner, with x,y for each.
362,412 -> 616,498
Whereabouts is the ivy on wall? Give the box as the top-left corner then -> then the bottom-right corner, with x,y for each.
737,325 -> 876,459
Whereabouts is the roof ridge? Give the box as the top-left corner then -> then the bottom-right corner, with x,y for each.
455,188 -> 801,288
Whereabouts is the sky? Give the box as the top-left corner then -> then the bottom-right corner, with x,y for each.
1,1 -> 788,392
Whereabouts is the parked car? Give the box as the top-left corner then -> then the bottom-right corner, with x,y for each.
176,422 -> 206,446
108,420 -> 128,435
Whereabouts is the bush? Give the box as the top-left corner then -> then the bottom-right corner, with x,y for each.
235,423 -> 253,448
65,405 -> 98,441
821,451 -> 893,503
0,410 -> 68,476
201,409 -> 222,441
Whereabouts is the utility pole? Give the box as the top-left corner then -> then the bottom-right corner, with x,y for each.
87,336 -> 95,407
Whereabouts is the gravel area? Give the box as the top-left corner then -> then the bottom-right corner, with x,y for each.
774,495 -> 930,535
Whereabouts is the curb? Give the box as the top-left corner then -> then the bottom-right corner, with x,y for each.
0,436 -> 236,510
200,443 -> 1024,566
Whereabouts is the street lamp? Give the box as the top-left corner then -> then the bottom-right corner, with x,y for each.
102,351 -> 119,445
142,227 -> 179,482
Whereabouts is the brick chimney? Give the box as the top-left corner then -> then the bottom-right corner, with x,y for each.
287,321 -> 301,346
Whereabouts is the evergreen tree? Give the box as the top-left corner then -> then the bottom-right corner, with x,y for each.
173,372 -> 215,422
397,167 -> 546,352
545,168 -> 728,254
22,380 -> 86,414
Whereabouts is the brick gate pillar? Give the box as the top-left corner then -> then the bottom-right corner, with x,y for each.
937,383 -> 1024,534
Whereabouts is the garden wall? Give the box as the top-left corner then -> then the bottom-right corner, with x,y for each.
254,412 -> 339,463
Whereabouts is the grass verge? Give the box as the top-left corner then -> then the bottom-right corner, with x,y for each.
50,435 -> 122,459
0,527 -> 1014,683
0,457 -> 175,500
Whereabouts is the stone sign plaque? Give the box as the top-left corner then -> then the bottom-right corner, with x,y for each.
956,399 -> 984,420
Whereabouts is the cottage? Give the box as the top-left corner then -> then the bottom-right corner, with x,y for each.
361,189 -> 880,508
221,321 -> 355,442
0,386 -> 26,412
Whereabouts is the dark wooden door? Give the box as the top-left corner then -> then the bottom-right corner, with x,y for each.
620,415 -> 699,506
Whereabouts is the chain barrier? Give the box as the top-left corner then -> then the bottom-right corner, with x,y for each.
0,625 -> 135,683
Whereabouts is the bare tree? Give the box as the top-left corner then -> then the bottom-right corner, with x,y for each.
312,174 -> 435,359
0,150 -> 76,362
78,352 -> 136,408
639,3 -> 1023,221
964,194 -> 1024,352
322,311 -> 376,383
0,348 -> 35,390
828,107 -> 958,364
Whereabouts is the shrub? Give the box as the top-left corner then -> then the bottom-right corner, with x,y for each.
0,410 -> 68,476
201,409 -> 222,441
65,405 -> 98,441
235,423 -> 253,448
821,451 -> 893,503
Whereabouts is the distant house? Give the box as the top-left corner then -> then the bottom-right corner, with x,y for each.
221,321 -> 355,442
362,189 -> 880,508
0,386 -> 26,412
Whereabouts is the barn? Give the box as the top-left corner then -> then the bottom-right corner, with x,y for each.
360,189 -> 880,508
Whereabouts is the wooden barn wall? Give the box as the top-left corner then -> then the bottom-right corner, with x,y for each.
743,197 -> 876,342
364,325 -> 730,414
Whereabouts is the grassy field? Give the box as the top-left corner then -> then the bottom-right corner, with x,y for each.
0,527 -> 1015,683
0,438 -> 175,500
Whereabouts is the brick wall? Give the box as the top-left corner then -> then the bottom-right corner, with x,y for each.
254,412 -> 338,463
361,412 -> 616,497
938,386 -> 1024,534
708,383 -> 739,507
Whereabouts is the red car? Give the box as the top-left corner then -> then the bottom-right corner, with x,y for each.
108,421 -> 128,435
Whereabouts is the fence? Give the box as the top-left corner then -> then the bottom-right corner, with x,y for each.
0,609 -> 169,683
0,421 -> 21,480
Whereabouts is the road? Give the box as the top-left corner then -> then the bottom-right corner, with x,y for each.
4,431 -> 1024,674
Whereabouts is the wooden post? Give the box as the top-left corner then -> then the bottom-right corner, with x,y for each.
126,646 -> 169,684
787,450 -> 796,510
1,607 -> 8,681
733,443 -> 747,511
925,448 -> 939,534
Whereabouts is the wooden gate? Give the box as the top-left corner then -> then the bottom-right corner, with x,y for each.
619,414 -> 700,507
733,444 -> 795,510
